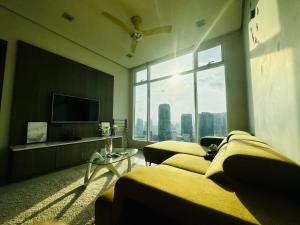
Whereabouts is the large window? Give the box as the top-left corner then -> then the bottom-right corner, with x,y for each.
133,78 -> 147,140
197,66 -> 227,139
150,53 -> 193,80
133,45 -> 227,142
150,74 -> 195,142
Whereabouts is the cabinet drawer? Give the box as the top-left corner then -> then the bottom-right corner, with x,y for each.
10,147 -> 56,181
55,143 -> 83,169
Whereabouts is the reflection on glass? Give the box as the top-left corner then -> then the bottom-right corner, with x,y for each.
136,69 -> 147,83
150,74 -> 195,142
197,66 -> 227,139
134,84 -> 147,140
198,45 -> 222,67
150,53 -> 193,80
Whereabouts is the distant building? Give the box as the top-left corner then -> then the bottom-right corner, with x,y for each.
152,134 -> 159,141
176,135 -> 184,141
198,112 -> 227,139
171,130 -> 178,140
135,118 -> 144,138
213,112 -> 227,136
181,114 -> 193,142
158,104 -> 171,141
198,112 -> 214,138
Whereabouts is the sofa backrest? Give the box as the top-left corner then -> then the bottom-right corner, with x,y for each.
204,148 -> 230,182
223,139 -> 300,193
226,130 -> 252,142
205,131 -> 252,181
206,133 -> 300,195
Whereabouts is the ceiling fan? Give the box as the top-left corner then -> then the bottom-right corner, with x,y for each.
102,11 -> 172,54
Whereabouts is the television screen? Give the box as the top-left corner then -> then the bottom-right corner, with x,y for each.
51,94 -> 99,123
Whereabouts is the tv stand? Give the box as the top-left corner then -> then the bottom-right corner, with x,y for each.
9,136 -> 122,182
61,135 -> 82,141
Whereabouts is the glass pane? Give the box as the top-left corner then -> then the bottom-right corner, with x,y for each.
150,53 -> 193,80
150,74 -> 195,142
198,45 -> 222,67
197,66 -> 227,139
136,69 -> 147,83
134,84 -> 147,140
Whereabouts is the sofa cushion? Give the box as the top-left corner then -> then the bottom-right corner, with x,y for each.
114,165 -> 300,225
226,130 -> 252,142
143,141 -> 207,164
162,154 -> 211,174
204,133 -> 259,183
115,165 -> 259,225
204,148 -> 230,182
228,134 -> 269,144
223,139 -> 300,194
215,130 -> 251,150
144,141 -> 207,155
217,138 -> 227,150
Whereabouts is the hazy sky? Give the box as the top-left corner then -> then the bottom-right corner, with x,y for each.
134,46 -> 227,125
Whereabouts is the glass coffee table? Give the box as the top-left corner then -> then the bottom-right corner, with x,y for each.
84,148 -> 138,186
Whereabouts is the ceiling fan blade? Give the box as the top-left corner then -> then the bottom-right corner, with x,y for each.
102,11 -> 134,34
131,39 -> 138,53
142,25 -> 172,36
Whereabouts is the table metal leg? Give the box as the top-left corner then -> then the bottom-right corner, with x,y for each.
84,166 -> 102,187
106,164 -> 121,177
84,152 -> 105,187
127,157 -> 132,172
84,152 -> 134,186
84,162 -> 92,184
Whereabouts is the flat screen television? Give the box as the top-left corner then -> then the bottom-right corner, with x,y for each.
51,93 -> 99,123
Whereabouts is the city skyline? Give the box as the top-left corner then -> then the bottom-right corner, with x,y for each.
135,103 -> 227,141
135,66 -> 227,127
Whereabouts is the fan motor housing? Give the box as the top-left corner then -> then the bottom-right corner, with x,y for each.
131,31 -> 143,41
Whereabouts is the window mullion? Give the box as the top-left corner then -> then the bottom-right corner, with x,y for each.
132,71 -> 136,140
193,51 -> 199,144
146,64 -> 151,142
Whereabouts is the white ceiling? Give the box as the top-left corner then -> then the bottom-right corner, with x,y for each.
0,0 -> 243,68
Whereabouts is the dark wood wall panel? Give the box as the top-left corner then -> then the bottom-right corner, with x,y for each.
0,39 -> 7,108
10,41 -> 114,145
10,147 -> 56,180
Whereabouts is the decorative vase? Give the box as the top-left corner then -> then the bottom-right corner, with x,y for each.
104,137 -> 113,154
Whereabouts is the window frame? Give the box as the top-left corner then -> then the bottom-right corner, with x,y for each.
132,44 -> 226,142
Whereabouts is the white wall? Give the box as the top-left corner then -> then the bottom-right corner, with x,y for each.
0,7 -> 129,177
243,0 -> 300,163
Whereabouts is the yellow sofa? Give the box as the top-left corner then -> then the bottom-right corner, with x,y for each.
142,130 -> 251,164
95,131 -> 300,225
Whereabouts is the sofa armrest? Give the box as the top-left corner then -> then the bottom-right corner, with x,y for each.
95,187 -> 114,225
200,136 -> 225,147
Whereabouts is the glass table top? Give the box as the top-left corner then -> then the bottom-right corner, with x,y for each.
86,148 -> 138,165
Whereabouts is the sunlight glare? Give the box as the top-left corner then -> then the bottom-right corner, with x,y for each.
171,74 -> 180,85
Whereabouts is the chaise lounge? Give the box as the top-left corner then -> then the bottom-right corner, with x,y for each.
95,131 -> 300,225
143,130 -> 251,164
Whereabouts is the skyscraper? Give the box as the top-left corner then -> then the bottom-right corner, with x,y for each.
181,114 -> 193,142
135,118 -> 144,138
198,112 -> 214,139
158,104 -> 171,141
213,112 -> 227,136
